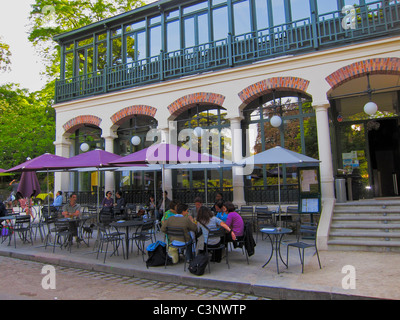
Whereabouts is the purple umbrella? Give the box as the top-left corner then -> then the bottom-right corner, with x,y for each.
17,171 -> 41,198
0,168 -> 6,173
7,153 -> 68,215
50,149 -> 123,170
6,153 -> 67,172
110,143 -> 223,208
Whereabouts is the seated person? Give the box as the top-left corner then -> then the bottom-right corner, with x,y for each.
211,192 -> 224,213
223,201 -> 244,243
214,200 -> 228,222
62,194 -> 81,219
50,191 -> 63,213
161,200 -> 179,224
102,191 -> 114,209
61,193 -> 81,238
161,203 -> 197,262
0,200 -> 7,217
196,206 -> 236,262
114,191 -> 125,215
190,197 -> 202,220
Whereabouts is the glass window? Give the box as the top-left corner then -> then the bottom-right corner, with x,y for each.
213,6 -> 229,40
233,0 -> 252,35
198,13 -> 209,44
290,0 -> 311,21
167,20 -> 180,52
316,0 -> 338,15
271,0 -> 286,25
112,38 -> 122,66
96,42 -> 107,71
126,35 -> 135,63
64,52 -> 74,78
344,0 -> 359,6
255,0 -> 269,30
183,1 -> 208,15
184,17 -> 195,47
150,25 -> 161,57
166,10 -> 179,20
137,31 -> 146,60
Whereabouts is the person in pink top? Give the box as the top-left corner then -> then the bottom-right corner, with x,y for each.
223,201 -> 244,242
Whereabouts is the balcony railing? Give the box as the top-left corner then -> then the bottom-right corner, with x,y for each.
55,1 -> 400,103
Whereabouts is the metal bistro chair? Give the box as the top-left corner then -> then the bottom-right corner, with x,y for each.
205,229 -> 229,273
13,216 -> 34,248
239,206 -> 254,226
130,221 -> 155,261
164,227 -> 192,271
255,206 -> 276,243
96,223 -> 125,263
286,224 -> 322,273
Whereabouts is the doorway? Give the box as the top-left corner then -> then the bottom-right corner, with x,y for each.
368,119 -> 400,197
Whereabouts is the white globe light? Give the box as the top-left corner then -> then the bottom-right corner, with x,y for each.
270,115 -> 282,128
193,126 -> 203,137
364,101 -> 378,116
80,143 -> 90,152
131,136 -> 141,146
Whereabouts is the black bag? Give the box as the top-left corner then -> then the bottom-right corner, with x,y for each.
0,201 -> 6,217
188,252 -> 208,276
146,241 -> 172,268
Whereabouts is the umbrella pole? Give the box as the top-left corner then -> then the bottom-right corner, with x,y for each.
204,169 -> 208,207
47,169 -> 50,220
162,164 -> 165,214
278,164 -> 281,226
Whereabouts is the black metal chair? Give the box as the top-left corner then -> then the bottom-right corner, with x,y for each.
13,216 -> 33,248
96,223 -> 125,263
286,224 -> 322,273
205,229 -> 229,273
239,206 -> 254,225
164,227 -> 192,271
255,206 -> 276,242
130,221 -> 155,261
44,219 -> 72,253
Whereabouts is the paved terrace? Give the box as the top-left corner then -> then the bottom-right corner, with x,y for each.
0,225 -> 399,300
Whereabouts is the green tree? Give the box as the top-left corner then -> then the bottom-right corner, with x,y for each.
0,37 -> 11,72
28,0 -> 146,80
0,83 -> 55,169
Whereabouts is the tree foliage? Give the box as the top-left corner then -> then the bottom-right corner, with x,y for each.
0,83 -> 55,169
28,0 -> 146,79
0,37 -> 11,72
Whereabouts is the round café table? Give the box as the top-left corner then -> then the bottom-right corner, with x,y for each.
260,227 -> 292,274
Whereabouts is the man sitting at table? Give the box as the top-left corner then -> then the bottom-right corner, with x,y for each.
62,194 -> 81,218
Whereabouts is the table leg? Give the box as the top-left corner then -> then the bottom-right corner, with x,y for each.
125,226 -> 129,259
262,234 -> 274,268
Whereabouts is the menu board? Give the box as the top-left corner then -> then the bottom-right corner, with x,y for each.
301,198 -> 320,213
299,169 -> 319,194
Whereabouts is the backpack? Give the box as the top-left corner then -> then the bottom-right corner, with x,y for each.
188,252 -> 208,276
145,241 -> 172,268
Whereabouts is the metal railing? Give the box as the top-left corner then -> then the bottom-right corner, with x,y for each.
55,1 -> 400,103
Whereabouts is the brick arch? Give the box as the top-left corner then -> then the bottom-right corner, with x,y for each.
111,105 -> 157,126
238,77 -> 311,105
63,115 -> 102,133
167,92 -> 226,117
326,58 -> 400,91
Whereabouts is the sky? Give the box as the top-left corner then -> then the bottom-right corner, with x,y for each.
0,0 -> 158,93
0,0 -> 46,92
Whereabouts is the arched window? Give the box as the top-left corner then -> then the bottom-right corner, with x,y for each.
174,105 -> 232,202
115,116 -> 158,194
242,91 -> 317,202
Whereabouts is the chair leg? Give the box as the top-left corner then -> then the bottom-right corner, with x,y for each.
315,247 -> 322,269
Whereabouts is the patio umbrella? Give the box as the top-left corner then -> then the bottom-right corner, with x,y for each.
110,143 -> 224,210
0,168 -> 6,173
7,153 -> 68,218
17,171 -> 41,199
49,149 -> 124,221
238,146 -> 320,221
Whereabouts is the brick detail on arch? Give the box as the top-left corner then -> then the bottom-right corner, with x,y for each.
111,105 -> 157,125
326,58 -> 400,90
167,93 -> 226,116
63,115 -> 102,133
238,77 -> 310,104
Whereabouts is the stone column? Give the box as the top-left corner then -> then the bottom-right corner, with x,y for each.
313,103 -> 336,251
229,116 -> 246,206
102,133 -> 118,196
53,134 -> 71,198
313,103 -> 335,200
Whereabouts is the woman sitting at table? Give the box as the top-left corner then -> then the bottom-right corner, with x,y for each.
102,191 -> 114,209
214,200 -> 228,222
161,200 -> 180,224
197,206 -> 236,262
223,201 -> 244,245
